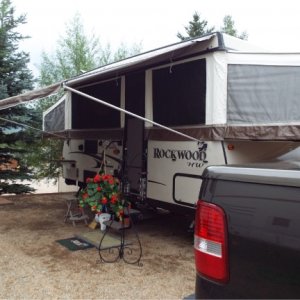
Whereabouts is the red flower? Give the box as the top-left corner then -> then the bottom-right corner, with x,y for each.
110,194 -> 117,204
94,174 -> 101,183
79,173 -> 127,219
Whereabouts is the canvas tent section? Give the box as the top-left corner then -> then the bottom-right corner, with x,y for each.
43,78 -> 124,134
43,93 -> 72,133
3,32 -> 300,141
71,78 -> 123,131
227,53 -> 300,125
43,95 -> 65,132
61,33 -> 223,141
40,33 -> 226,141
52,33 -> 229,141
228,64 -> 300,124
152,59 -> 206,126
49,33 -> 300,142
223,52 -> 300,140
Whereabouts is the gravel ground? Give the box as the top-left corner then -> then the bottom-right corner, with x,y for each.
0,194 -> 195,299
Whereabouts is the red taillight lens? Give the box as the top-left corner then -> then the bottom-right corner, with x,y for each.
194,200 -> 229,283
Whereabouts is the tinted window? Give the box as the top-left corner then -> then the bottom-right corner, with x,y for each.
84,140 -> 98,154
153,59 -> 206,126
228,65 -> 300,124
72,79 -> 121,129
125,71 -> 145,118
44,100 -> 65,132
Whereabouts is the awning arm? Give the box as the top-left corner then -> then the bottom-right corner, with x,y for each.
63,84 -> 201,142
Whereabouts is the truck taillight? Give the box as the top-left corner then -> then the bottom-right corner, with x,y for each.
194,200 -> 229,283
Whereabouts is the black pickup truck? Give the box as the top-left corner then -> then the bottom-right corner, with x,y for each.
194,162 -> 300,299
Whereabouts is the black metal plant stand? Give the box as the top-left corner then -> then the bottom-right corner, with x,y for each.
98,208 -> 142,266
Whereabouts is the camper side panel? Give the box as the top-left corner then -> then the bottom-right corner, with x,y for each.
147,140 -> 226,207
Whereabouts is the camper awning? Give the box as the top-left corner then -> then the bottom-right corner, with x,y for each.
64,34 -> 217,87
0,82 -> 62,110
0,33 -> 218,110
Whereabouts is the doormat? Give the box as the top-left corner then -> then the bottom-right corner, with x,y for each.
75,231 -> 131,250
56,237 -> 95,251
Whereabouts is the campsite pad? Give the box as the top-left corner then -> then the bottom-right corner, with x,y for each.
75,230 -> 130,250
56,237 -> 95,251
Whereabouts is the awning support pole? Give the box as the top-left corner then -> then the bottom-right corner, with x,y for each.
63,85 -> 201,142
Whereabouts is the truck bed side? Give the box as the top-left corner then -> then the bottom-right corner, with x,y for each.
196,165 -> 300,298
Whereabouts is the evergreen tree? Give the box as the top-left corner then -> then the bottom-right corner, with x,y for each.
0,0 -> 33,97
221,15 -> 248,40
177,12 -> 215,41
0,0 -> 35,194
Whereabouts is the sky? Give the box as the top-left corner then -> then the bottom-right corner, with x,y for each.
12,0 -> 300,76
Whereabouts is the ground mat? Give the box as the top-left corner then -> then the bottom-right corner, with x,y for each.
75,230 -> 129,250
56,237 -> 95,251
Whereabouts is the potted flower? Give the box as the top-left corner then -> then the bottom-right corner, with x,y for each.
78,173 -> 130,222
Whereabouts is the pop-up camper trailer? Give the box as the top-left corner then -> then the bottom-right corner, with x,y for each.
15,32 -> 300,213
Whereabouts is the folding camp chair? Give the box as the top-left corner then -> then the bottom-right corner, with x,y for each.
64,198 -> 89,226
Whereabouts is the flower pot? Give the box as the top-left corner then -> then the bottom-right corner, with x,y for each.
97,213 -> 111,231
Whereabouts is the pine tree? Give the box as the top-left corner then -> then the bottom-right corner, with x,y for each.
221,15 -> 248,40
0,0 -> 35,194
177,12 -> 215,41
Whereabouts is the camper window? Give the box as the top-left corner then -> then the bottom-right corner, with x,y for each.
227,64 -> 300,124
152,59 -> 206,126
84,140 -> 98,154
44,99 -> 65,132
71,79 -> 121,129
125,71 -> 145,117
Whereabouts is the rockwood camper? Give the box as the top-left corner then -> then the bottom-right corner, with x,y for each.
6,32 -> 300,213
